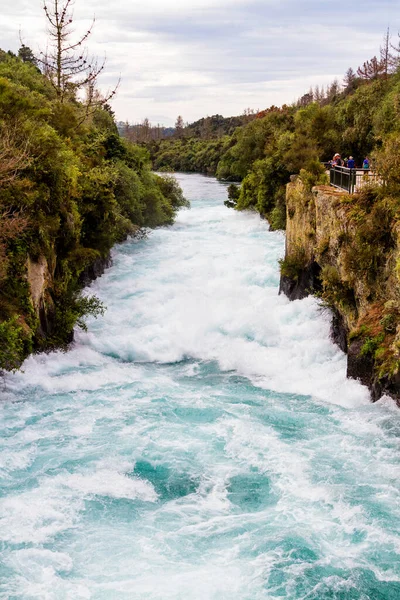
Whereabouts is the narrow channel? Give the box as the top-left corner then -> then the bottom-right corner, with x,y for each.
1,174 -> 399,599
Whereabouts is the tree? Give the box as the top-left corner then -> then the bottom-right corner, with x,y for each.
18,44 -> 38,66
175,115 -> 184,138
357,56 -> 385,80
0,211 -> 28,284
326,79 -> 341,103
243,107 -> 256,117
314,85 -> 324,104
390,32 -> 400,71
39,0 -> 117,106
0,123 -> 31,185
297,90 -> 313,107
380,28 -> 392,78
343,68 -> 356,89
141,117 -> 151,142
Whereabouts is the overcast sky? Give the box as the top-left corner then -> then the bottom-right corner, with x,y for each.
3,0 -> 400,126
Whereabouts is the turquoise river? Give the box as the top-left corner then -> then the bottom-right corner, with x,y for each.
0,174 -> 400,599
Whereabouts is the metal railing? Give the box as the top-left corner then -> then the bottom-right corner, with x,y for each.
329,166 -> 380,194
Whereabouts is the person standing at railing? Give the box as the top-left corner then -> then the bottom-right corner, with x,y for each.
347,156 -> 355,169
332,153 -> 343,166
363,157 -> 370,170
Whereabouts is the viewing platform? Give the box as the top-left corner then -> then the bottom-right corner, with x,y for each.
324,165 -> 380,194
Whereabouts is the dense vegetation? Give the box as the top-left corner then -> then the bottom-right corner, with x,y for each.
149,137 -> 234,175
143,52 -> 400,230
0,50 -> 188,372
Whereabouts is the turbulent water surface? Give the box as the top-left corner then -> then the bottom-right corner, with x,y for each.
1,173 -> 400,600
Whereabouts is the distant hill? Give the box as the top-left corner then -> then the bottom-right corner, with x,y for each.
184,113 -> 257,139
118,112 -> 258,143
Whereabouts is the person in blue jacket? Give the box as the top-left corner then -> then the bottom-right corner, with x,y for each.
363,157 -> 370,170
347,156 -> 355,169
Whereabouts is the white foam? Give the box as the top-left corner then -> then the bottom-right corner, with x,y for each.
1,173 -> 399,599
0,460 -> 156,545
62,469 -> 157,502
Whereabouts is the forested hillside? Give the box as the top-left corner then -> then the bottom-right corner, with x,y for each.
0,50 -> 188,372
143,42 -> 400,230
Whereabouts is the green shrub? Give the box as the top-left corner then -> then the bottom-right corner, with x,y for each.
279,248 -> 308,281
224,183 -> 240,208
49,293 -> 106,347
320,264 -> 356,311
0,317 -> 29,372
380,301 -> 399,333
299,163 -> 329,191
269,202 -> 286,230
360,333 -> 385,357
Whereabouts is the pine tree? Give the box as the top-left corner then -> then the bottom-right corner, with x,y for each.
175,115 -> 184,138
141,118 -> 151,142
326,79 -> 341,102
297,91 -> 313,107
18,45 -> 38,66
314,85 -> 323,104
343,68 -> 356,89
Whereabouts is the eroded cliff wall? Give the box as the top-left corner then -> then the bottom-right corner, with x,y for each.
280,177 -> 400,403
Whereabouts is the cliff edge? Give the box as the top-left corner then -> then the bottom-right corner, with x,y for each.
280,177 -> 400,404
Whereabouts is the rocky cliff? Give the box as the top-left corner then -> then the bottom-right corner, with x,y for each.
26,253 -> 112,347
280,177 -> 400,404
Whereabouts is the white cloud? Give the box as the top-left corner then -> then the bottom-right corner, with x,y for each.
2,0 -> 400,125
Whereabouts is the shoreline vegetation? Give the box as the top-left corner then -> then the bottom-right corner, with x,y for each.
0,2 -> 189,373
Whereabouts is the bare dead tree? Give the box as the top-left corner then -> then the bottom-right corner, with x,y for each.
390,32 -> 400,71
0,123 -> 31,186
0,125 -> 30,281
357,56 -> 385,80
313,85 -> 324,104
0,210 -> 28,238
39,0 -> 118,108
0,210 -> 29,282
380,28 -> 392,78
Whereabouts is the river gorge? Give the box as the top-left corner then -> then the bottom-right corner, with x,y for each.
1,174 -> 400,599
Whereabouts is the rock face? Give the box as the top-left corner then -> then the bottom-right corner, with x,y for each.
79,254 -> 112,287
27,255 -> 56,338
280,178 -> 400,404
26,252 -> 111,345
279,263 -> 322,301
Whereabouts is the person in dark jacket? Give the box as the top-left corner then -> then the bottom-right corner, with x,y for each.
332,153 -> 343,166
363,157 -> 370,170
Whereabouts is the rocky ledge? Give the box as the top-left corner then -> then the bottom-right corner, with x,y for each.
279,177 -> 400,405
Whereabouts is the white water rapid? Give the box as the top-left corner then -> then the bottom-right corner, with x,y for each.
0,173 -> 399,599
